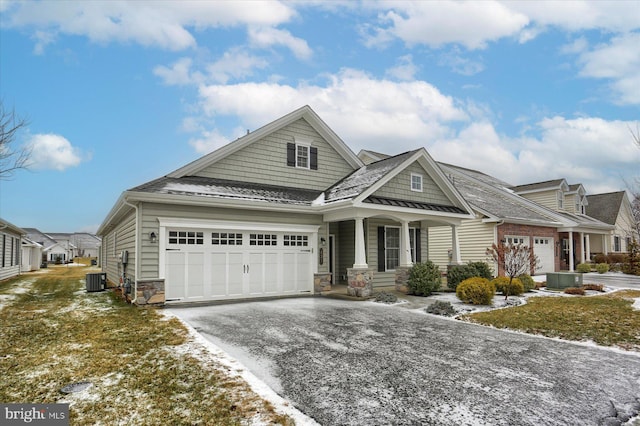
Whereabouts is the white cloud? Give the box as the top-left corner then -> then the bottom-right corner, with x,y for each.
26,134 -> 85,171
385,54 -> 418,81
248,26 -> 312,60
363,1 -> 529,50
196,68 -> 467,153
4,1 -> 296,51
153,57 -> 204,86
575,32 -> 640,105
438,49 -> 485,76
206,48 -> 269,84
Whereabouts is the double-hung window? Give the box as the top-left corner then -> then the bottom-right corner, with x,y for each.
296,144 -> 309,169
385,227 -> 400,271
411,173 -> 423,192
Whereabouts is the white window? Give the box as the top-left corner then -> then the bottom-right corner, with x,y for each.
250,234 -> 277,246
409,228 -> 418,262
557,191 -> 564,209
614,236 -> 621,252
212,232 -> 242,246
505,236 -> 527,245
385,226 -> 400,271
296,144 -> 309,169
169,231 -> 204,245
411,173 -> 423,192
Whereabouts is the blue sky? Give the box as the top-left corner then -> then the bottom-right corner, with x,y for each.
1,1 -> 639,233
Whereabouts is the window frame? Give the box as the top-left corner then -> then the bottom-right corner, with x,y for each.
557,191 -> 564,209
384,226 -> 400,271
295,143 -> 310,169
410,173 -> 423,192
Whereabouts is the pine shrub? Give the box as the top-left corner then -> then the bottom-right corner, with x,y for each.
491,276 -> 524,297
576,263 -> 592,273
518,274 -> 535,292
456,277 -> 495,305
595,263 -> 609,274
407,261 -> 442,296
446,261 -> 493,290
425,300 -> 456,316
623,239 -> 640,276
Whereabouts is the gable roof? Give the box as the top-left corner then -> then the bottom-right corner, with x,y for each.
168,105 -> 362,178
0,218 -> 25,236
22,228 -> 58,250
511,178 -> 569,194
585,191 -> 627,225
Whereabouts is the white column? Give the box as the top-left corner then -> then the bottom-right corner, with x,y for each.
603,233 -> 609,255
585,234 -> 591,263
568,231 -> 574,271
580,232 -> 585,263
450,225 -> 462,264
400,221 -> 413,267
353,217 -> 368,268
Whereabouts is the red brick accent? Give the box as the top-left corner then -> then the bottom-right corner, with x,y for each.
496,224 -> 560,274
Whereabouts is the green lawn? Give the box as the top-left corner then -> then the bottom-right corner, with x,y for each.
460,290 -> 640,351
0,266 -> 292,425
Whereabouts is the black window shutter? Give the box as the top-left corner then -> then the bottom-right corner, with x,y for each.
377,226 -> 385,272
287,143 -> 295,167
310,147 -> 318,170
415,229 -> 421,263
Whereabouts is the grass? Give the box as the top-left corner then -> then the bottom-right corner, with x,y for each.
0,266 -> 293,425
460,290 -> 640,351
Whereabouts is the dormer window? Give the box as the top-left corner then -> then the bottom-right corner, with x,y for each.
411,173 -> 423,192
287,140 -> 318,170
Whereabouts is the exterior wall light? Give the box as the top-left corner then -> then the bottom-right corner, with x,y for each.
320,237 -> 326,246
149,232 -> 157,243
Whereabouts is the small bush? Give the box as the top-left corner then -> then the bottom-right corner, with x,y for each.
456,277 -> 495,305
407,261 -> 442,296
425,300 -> 456,316
593,253 -> 606,264
518,274 -> 535,292
576,263 -> 592,273
491,277 -> 524,296
447,261 -> 493,290
374,291 -> 398,303
595,263 -> 609,274
582,283 -> 604,292
564,287 -> 585,295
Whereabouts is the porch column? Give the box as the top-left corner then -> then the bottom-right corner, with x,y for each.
580,232 -> 585,264
400,221 -> 413,268
603,233 -> 609,255
585,235 -> 591,263
568,231 -> 575,271
450,225 -> 462,264
353,217 -> 368,268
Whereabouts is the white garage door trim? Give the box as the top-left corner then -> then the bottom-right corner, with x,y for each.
158,218 -> 320,303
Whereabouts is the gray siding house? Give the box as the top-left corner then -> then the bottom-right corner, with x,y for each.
97,106 -> 473,305
0,218 -> 24,281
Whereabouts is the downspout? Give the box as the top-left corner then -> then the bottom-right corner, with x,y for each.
123,197 -> 140,302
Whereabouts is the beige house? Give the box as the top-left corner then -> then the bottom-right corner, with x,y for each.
586,191 -> 638,255
97,106 -> 473,305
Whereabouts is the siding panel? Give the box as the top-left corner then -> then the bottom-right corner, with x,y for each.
373,162 -> 452,205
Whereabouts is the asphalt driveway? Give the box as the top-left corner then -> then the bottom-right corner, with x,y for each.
167,297 -> 640,425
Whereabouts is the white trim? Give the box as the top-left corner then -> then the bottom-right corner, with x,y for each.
157,217 -> 320,233
294,139 -> 311,169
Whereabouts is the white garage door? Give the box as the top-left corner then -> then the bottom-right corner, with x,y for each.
534,237 -> 554,273
164,227 -> 314,303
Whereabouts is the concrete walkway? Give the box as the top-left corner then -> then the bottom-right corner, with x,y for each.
167,297 -> 640,426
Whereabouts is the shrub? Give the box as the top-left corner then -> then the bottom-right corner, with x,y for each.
407,261 -> 442,296
446,261 -> 493,290
564,287 -> 585,295
456,277 -> 495,305
518,274 -> 535,292
576,263 -> 592,273
623,239 -> 640,276
593,253 -> 606,264
425,300 -> 456,316
582,283 -> 604,292
491,276 -> 524,297
595,263 -> 609,274
374,291 -> 398,303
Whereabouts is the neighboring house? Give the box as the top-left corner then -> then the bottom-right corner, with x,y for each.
0,218 -> 24,281
21,237 -> 43,272
511,179 -> 613,270
47,232 -> 101,258
97,106 -> 474,305
586,191 -> 638,254
23,228 -> 71,264
425,163 -> 566,275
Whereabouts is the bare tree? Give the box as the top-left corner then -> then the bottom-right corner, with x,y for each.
486,242 -> 540,298
0,101 -> 30,179
629,123 -> 640,241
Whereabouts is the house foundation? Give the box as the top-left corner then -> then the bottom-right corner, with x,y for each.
395,266 -> 411,293
314,272 -> 332,293
135,279 -> 165,305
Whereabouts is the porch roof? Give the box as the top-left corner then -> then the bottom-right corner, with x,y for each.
363,196 -> 467,214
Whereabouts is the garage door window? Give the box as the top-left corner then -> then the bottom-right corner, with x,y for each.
169,231 -> 204,245
283,235 -> 308,246
212,232 -> 243,245
250,234 -> 277,246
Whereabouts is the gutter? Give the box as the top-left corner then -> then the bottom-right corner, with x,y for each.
122,197 -> 140,298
